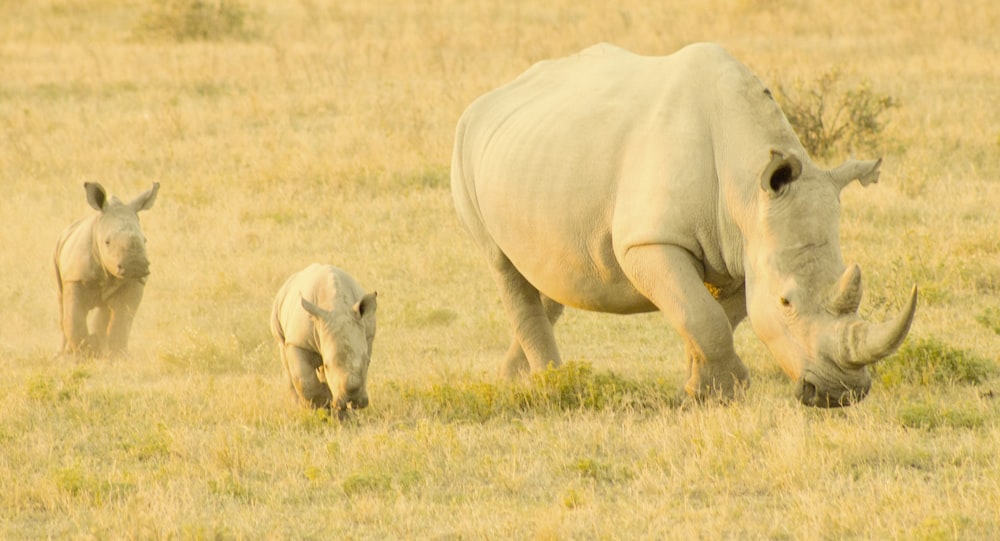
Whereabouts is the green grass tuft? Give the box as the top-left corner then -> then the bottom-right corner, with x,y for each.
975,307 -> 1000,335
897,401 -> 987,430
388,362 -> 681,423
132,0 -> 257,42
878,337 -> 995,387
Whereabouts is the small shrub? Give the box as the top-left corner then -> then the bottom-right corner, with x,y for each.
569,457 -> 634,483
975,307 -> 1000,335
878,337 -> 994,388
561,487 -> 588,509
341,469 -> 421,497
207,472 -> 253,502
25,368 -> 90,402
133,0 -> 257,42
778,70 -> 898,159
341,472 -> 393,497
52,462 -> 135,504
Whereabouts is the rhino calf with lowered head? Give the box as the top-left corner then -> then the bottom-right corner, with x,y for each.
55,182 -> 159,357
451,42 -> 917,407
271,263 -> 378,416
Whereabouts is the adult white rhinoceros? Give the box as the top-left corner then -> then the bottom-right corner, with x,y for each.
271,264 -> 378,416
450,42 -> 917,407
55,182 -> 159,357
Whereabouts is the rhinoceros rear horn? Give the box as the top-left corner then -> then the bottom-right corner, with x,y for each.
828,264 -> 863,315
837,285 -> 918,368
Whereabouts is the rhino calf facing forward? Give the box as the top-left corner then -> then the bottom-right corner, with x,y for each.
55,182 -> 159,357
271,264 -> 377,416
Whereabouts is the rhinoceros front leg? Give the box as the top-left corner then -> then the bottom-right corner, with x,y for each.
500,295 -> 565,378
60,282 -> 98,355
283,345 -> 333,409
491,255 -> 563,378
621,244 -> 749,400
88,306 -> 111,354
105,281 -> 145,356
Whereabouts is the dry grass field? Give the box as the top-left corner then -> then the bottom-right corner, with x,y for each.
2,0 -> 999,538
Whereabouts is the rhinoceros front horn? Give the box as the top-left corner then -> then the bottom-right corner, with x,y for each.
827,286 -> 918,368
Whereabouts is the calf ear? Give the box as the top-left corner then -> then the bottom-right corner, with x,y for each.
84,182 -> 108,211
760,150 -> 803,196
354,292 -> 378,320
129,182 -> 160,212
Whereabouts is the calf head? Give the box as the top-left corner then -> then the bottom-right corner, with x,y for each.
86,182 -> 159,280
301,292 -> 378,413
745,151 -> 917,407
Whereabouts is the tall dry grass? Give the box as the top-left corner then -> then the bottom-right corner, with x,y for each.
1,0 -> 999,538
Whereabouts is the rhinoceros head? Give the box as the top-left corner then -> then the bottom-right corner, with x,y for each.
744,151 -> 917,407
86,182 -> 159,280
301,292 -> 378,413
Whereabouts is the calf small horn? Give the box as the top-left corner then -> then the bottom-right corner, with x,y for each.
828,264 -> 863,315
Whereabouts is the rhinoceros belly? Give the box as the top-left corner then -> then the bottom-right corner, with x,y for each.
475,175 -> 657,315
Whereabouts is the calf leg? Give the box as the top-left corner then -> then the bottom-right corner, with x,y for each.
89,306 -> 111,355
500,295 -> 565,378
106,281 -> 145,356
283,345 -> 332,409
60,282 -> 97,355
491,255 -> 563,378
621,244 -> 749,400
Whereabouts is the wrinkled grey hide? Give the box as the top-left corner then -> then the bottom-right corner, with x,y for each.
270,264 -> 377,416
55,182 -> 159,357
451,43 -> 916,407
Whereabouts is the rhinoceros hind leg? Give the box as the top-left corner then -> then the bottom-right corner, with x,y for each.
621,244 -> 749,400
491,256 -> 563,378
500,295 -> 565,378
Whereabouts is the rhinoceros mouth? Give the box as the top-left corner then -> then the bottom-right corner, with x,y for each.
334,395 -> 369,412
795,374 -> 870,408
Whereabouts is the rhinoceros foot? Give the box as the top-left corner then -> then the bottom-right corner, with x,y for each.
684,353 -> 751,403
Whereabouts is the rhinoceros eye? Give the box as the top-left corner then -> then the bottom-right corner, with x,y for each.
779,296 -> 792,308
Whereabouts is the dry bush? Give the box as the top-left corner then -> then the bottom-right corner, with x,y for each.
778,70 -> 898,160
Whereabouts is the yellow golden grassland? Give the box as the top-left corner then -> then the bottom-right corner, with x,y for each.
1,0 -> 999,538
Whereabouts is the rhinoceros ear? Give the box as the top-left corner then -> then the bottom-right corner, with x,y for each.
84,182 -> 108,211
831,158 -> 881,192
129,182 -> 160,212
354,292 -> 378,320
760,150 -> 802,196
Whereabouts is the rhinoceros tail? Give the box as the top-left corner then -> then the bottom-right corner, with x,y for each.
270,294 -> 285,345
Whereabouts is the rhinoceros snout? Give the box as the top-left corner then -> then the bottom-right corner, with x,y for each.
350,395 -> 369,410
796,377 -> 870,408
335,394 -> 369,413
118,260 -> 150,279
